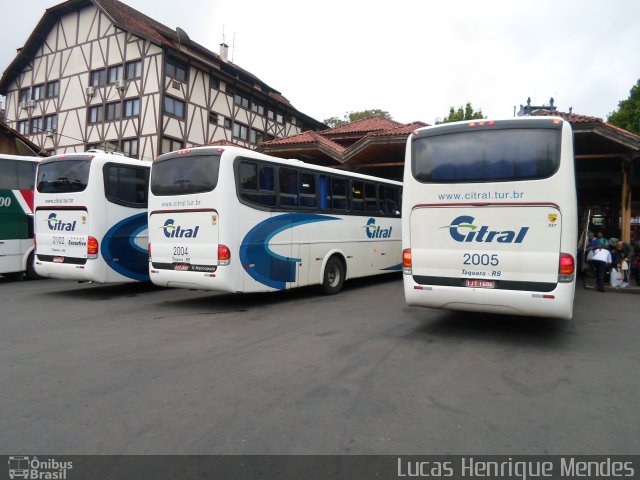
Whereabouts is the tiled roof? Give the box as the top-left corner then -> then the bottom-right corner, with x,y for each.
261,131 -> 346,154
369,121 -> 429,137
531,109 -> 602,123
320,116 -> 403,136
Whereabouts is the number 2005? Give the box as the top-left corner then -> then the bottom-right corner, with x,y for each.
463,253 -> 499,266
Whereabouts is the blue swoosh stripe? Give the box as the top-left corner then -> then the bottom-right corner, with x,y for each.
101,212 -> 150,282
240,213 -> 339,290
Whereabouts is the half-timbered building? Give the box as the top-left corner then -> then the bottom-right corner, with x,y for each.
0,0 -> 325,160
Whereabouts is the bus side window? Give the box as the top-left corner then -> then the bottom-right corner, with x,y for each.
239,161 -> 275,207
279,168 -> 298,207
364,182 -> 378,213
299,172 -> 316,208
17,161 -> 37,190
351,180 -> 364,212
0,159 -> 19,189
383,186 -> 400,216
331,177 -> 347,211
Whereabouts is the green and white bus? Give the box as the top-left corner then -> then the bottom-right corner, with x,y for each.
0,154 -> 42,280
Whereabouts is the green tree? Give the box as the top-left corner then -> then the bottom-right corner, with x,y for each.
323,109 -> 393,128
437,102 -> 485,124
608,79 -> 640,135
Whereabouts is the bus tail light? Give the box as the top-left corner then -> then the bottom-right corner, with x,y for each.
218,244 -> 231,266
87,236 -> 99,259
402,249 -> 412,275
558,253 -> 574,282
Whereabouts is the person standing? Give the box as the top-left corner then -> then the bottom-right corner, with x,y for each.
591,243 -> 612,292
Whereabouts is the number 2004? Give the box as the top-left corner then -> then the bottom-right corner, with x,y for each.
463,253 -> 499,266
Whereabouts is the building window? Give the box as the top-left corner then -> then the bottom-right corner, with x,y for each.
88,105 -> 104,124
44,114 -> 57,133
17,120 -> 29,135
250,129 -> 263,144
31,117 -> 42,134
164,96 -> 185,119
223,117 -> 232,129
251,101 -> 265,116
105,102 -> 121,121
210,75 -> 219,90
19,88 -> 30,103
45,81 -> 59,98
124,98 -> 140,118
233,122 -> 249,141
267,109 -> 275,121
165,56 -> 187,83
108,65 -> 123,84
234,92 -> 250,109
90,69 -> 107,87
121,138 -> 139,158
161,136 -> 184,154
31,84 -> 45,101
209,112 -> 218,124
276,112 -> 284,124
125,60 -> 142,80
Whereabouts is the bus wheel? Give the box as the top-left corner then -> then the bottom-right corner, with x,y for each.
321,256 -> 345,295
26,251 -> 44,280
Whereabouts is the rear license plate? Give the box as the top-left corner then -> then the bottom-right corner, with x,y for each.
53,256 -> 64,263
465,279 -> 495,289
174,263 -> 189,271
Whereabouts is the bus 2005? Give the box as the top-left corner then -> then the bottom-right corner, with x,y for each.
0,154 -> 41,280
148,146 -> 402,294
34,150 -> 151,283
402,117 -> 577,319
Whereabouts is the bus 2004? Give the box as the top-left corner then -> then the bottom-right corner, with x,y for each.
402,117 -> 577,319
0,154 -> 41,280
148,146 -> 403,294
34,150 -> 151,283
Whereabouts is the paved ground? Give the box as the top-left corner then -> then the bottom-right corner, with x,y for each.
0,274 -> 638,455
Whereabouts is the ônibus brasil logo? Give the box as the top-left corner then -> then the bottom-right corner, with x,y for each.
162,219 -> 199,238
47,213 -> 77,232
441,215 -> 529,243
365,218 -> 393,239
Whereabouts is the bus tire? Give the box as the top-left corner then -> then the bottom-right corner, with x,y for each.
321,256 -> 345,295
26,251 -> 43,280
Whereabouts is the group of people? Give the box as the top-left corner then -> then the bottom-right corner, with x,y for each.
586,231 -> 640,292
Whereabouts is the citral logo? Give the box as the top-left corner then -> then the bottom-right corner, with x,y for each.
441,215 -> 529,243
47,213 -> 77,231
162,219 -> 199,238
365,218 -> 393,239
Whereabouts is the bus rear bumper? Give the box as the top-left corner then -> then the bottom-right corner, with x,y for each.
404,277 -> 575,320
149,266 -> 235,292
35,259 -> 97,282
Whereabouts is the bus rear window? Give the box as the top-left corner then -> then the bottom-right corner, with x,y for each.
412,128 -> 561,183
37,159 -> 91,193
151,154 -> 220,196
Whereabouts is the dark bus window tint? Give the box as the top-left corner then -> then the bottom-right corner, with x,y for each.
382,186 -> 401,216
239,161 -> 275,207
37,159 -> 91,193
0,160 -> 19,189
151,154 -> 220,196
331,177 -> 347,210
17,161 -> 37,190
364,182 -> 378,212
105,164 -> 149,207
279,168 -> 298,207
351,180 -> 364,212
299,172 -> 316,208
412,128 -> 561,183
319,175 -> 331,209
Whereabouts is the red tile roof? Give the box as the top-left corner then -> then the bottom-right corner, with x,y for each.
320,116 -> 403,136
261,131 -> 346,154
369,121 -> 429,137
531,109 -> 602,123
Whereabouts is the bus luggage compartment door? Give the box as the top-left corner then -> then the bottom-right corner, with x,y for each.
409,205 -> 562,288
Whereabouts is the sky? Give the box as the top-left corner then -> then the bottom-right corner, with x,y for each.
1,0 -> 639,125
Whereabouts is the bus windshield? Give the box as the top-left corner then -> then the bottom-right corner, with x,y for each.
151,154 -> 220,196
412,128 -> 561,183
37,159 -> 91,193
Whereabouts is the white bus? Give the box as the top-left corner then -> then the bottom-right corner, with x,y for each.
0,154 -> 41,280
402,117 -> 577,319
148,146 -> 402,294
34,151 -> 151,283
